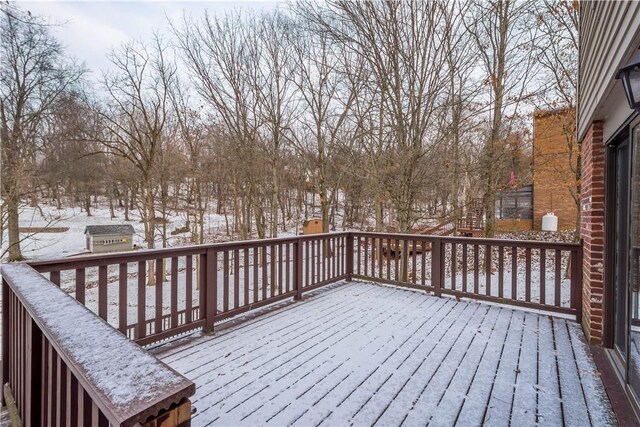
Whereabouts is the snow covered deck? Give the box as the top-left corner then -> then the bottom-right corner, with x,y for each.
153,281 -> 615,426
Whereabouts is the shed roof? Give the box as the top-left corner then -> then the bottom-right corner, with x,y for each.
84,224 -> 135,236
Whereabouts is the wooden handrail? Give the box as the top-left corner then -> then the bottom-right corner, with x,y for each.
1,263 -> 195,426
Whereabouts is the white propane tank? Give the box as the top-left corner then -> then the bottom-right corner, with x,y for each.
541,212 -> 558,232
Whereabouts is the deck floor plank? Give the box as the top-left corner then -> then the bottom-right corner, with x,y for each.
314,299 -> 471,426
264,289 -> 442,427
236,287 -> 438,426
536,314 -> 563,426
155,281 -> 615,427
553,318 -> 592,426
510,312 -> 541,426
427,307 -> 511,426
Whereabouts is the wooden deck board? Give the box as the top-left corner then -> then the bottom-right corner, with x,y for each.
155,281 -> 615,426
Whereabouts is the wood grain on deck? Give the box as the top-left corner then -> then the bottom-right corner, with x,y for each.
156,281 -> 614,427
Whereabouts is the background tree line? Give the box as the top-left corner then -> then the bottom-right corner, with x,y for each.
0,0 -> 578,261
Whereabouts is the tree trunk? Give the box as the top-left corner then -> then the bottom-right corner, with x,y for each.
7,197 -> 23,261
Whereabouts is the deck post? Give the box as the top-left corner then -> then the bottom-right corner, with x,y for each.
572,245 -> 584,324
346,234 -> 354,281
294,240 -> 303,300
431,238 -> 442,297
204,248 -> 217,333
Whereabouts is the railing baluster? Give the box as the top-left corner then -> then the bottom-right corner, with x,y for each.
137,261 -> 146,339
555,249 -> 562,307
170,257 -> 178,329
394,239 -> 400,282
50,270 -> 61,287
244,248 -> 250,304
234,249 -> 240,306
295,240 -> 303,300
540,248 -> 546,305
485,245 -> 492,296
269,245 -> 276,297
58,355 -> 67,426
186,255 -> 193,324
512,247 -> 518,300
498,246 -> 504,299
451,243 -> 457,290
154,259 -> 163,335
357,237 -> 362,276
302,240 -> 314,287
318,239 -> 323,283
253,248 -> 259,303
412,240 -> 417,285
378,238 -> 383,279
386,238 -> 392,281
310,239 -> 316,284
119,263 -> 128,334
473,244 -> 479,294
75,268 -> 85,305
223,251 -> 230,312
421,240 -> 426,287
462,243 -> 468,293
431,238 -> 442,297
525,248 -> 532,302
262,245 -> 268,300
99,265 -> 108,321
207,249 -> 217,331
278,244 -> 283,294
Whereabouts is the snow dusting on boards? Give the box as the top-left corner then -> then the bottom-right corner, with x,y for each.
154,280 -> 615,427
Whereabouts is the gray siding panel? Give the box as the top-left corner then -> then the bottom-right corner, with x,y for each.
578,1 -> 640,141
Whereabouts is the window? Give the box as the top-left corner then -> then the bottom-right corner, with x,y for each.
495,185 -> 533,220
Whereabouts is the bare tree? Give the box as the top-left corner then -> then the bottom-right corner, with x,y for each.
535,0 -> 580,239
465,0 -> 540,237
173,12 -> 264,239
97,35 -> 176,283
0,3 -> 83,260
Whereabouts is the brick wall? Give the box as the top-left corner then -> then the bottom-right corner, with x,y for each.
533,109 -> 580,230
580,121 -> 605,344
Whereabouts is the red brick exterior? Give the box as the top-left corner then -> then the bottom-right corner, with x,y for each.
533,109 -> 580,230
580,121 -> 605,344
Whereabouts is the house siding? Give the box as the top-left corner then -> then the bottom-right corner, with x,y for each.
578,1 -> 640,141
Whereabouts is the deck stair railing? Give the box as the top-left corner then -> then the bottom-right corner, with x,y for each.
2,231 -> 582,426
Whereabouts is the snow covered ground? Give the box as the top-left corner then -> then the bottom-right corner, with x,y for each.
1,204 -> 199,260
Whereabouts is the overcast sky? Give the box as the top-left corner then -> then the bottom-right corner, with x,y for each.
20,1 -> 283,78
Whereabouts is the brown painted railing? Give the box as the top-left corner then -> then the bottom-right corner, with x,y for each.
2,231 -> 583,425
352,232 -> 583,321
28,233 -> 348,347
1,263 -> 195,426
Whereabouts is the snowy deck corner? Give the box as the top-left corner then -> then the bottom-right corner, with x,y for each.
1,263 -> 195,426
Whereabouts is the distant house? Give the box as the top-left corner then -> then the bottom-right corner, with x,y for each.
532,108 -> 579,231
494,108 -> 578,233
84,225 -> 135,253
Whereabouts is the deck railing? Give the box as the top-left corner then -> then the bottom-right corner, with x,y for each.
1,231 -> 583,425
28,233 -> 349,347
351,232 -> 583,322
1,263 -> 195,426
